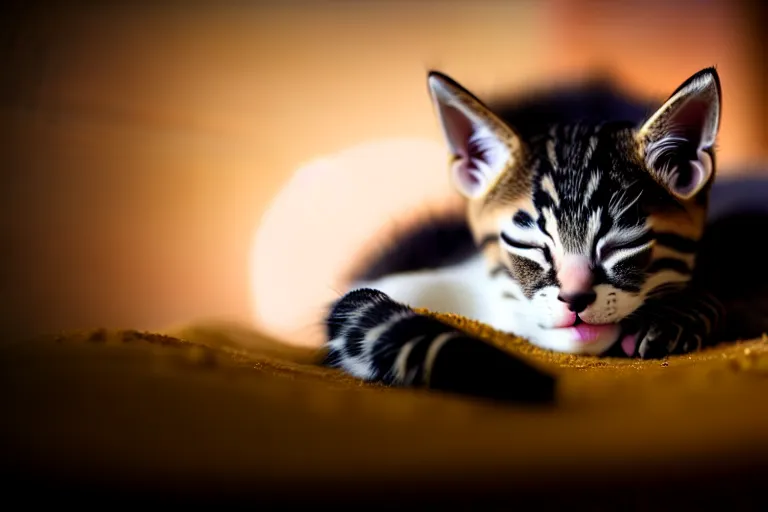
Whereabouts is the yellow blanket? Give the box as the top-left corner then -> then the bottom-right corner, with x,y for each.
3,313 -> 767,506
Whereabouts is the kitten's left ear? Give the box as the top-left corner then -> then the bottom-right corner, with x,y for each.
637,67 -> 721,201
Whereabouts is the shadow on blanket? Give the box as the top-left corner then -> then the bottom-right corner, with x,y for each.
2,312 -> 767,508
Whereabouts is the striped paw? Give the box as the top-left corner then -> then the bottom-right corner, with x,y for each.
323,288 -> 556,403
620,289 -> 724,359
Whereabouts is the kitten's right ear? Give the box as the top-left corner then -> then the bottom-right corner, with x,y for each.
428,71 -> 521,199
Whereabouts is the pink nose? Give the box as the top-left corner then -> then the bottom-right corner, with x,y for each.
557,255 -> 593,297
557,255 -> 596,313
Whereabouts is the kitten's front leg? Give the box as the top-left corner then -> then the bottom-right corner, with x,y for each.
619,287 -> 725,359
323,288 -> 556,403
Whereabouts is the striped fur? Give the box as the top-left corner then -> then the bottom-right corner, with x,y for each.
324,288 -> 555,403
323,68 -> 731,403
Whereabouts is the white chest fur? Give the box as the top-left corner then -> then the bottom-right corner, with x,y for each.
351,254 -> 620,356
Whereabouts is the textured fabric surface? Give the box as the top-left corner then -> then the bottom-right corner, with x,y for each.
2,316 -> 767,507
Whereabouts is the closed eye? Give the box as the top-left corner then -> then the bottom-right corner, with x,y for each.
500,232 -> 541,250
501,232 -> 554,265
597,234 -> 655,262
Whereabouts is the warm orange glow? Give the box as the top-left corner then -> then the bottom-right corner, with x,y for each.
3,2 -> 765,344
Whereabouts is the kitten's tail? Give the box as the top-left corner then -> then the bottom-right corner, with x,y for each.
322,288 -> 556,404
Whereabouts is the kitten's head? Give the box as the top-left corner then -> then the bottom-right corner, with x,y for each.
428,68 -> 721,354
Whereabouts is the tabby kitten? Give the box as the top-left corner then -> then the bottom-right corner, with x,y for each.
323,67 -> 740,403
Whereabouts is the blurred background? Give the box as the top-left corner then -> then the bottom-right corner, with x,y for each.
1,0 -> 766,346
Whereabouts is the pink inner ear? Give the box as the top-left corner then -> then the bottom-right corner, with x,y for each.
441,105 -> 472,161
441,104 -> 486,194
439,103 -> 508,196
673,159 -> 708,197
450,158 -> 485,195
646,94 -> 717,199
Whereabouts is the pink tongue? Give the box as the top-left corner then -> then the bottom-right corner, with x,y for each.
621,334 -> 638,356
573,323 -> 615,343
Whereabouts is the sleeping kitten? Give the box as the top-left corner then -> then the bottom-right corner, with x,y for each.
322,67 -> 767,403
